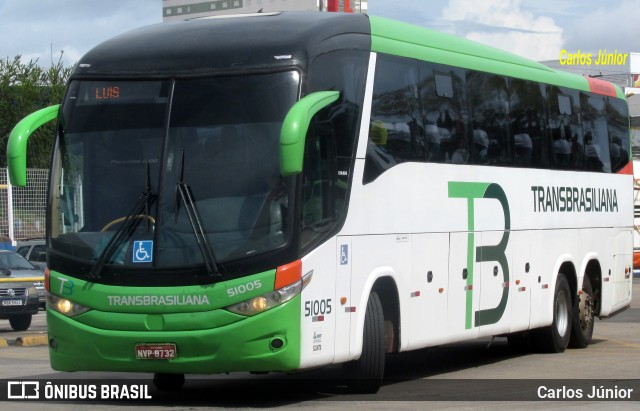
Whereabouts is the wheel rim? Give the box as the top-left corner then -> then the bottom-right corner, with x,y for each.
579,292 -> 594,330
555,289 -> 569,337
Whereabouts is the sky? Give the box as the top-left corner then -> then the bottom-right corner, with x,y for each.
0,0 -> 638,67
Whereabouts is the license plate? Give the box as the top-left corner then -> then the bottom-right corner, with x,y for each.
135,343 -> 177,360
1,299 -> 23,306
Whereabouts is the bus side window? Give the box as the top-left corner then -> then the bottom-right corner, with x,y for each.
548,87 -> 584,171
607,97 -> 630,173
420,64 -> 469,165
582,93 -> 611,172
306,48 -> 367,225
364,54 -> 422,183
508,79 -> 545,167
467,71 -> 509,166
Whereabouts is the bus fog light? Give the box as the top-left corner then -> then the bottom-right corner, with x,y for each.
270,337 -> 284,350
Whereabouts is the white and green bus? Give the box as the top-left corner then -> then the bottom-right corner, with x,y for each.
8,12 -> 633,393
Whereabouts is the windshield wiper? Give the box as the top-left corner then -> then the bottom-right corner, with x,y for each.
175,149 -> 222,280
88,164 -> 156,280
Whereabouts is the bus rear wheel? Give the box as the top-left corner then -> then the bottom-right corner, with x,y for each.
569,275 -> 594,348
344,291 -> 385,394
153,373 -> 185,391
532,274 -> 572,353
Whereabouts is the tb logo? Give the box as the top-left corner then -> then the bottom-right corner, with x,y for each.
448,182 -> 511,329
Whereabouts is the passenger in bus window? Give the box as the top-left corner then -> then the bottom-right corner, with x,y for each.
585,131 -> 603,171
444,120 -> 466,164
552,129 -> 571,168
613,136 -> 629,171
472,124 -> 489,164
570,133 -> 585,169
513,124 -> 532,165
609,136 -> 622,170
425,124 -> 441,162
450,136 -> 469,164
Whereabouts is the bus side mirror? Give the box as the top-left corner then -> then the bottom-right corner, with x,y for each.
7,105 -> 60,186
280,91 -> 339,176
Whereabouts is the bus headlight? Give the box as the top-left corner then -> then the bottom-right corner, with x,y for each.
225,270 -> 312,316
47,294 -> 90,317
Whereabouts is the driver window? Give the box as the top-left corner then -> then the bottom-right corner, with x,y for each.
301,121 -> 336,249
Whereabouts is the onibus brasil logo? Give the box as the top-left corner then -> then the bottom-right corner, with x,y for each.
448,182 -> 510,330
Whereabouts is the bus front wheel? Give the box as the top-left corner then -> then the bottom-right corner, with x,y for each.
344,291 -> 385,394
532,274 -> 572,353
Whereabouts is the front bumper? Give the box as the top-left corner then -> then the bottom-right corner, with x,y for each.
47,295 -> 301,374
0,295 -> 39,319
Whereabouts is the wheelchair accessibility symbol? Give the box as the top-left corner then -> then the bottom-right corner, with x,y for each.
133,240 -> 153,263
340,244 -> 348,265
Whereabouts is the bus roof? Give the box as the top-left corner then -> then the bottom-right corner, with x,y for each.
72,12 -> 623,99
368,15 -> 625,99
73,12 -> 370,78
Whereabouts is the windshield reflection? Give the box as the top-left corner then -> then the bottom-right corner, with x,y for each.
50,71 -> 299,274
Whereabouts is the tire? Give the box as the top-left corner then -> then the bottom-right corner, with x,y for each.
9,314 -> 32,331
569,276 -> 594,348
152,373 -> 185,391
531,274 -> 572,353
344,291 -> 385,394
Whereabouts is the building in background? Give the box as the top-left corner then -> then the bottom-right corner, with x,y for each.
163,0 -> 367,21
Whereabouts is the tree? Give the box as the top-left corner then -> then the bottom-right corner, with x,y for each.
0,53 -> 73,168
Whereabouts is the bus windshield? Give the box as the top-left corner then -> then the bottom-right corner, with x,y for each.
50,71 -> 299,277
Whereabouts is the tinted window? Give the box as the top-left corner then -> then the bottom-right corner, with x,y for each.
548,87 -> 583,169
607,97 -> 630,172
365,55 -> 421,182
307,50 -> 369,221
51,73 -> 299,275
421,64 -> 469,164
582,93 -> 611,172
363,53 -> 629,179
301,123 -> 335,248
509,79 -> 546,167
467,72 -> 509,165
158,72 -> 299,266
435,72 -> 454,97
31,245 -> 47,262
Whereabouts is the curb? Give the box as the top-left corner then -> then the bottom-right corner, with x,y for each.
14,335 -> 49,347
0,335 -> 48,348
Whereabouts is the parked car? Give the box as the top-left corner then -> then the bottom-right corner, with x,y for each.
0,251 -> 45,329
16,239 -> 47,270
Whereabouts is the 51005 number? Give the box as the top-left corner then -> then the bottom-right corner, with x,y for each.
227,280 -> 263,298
305,299 -> 332,317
